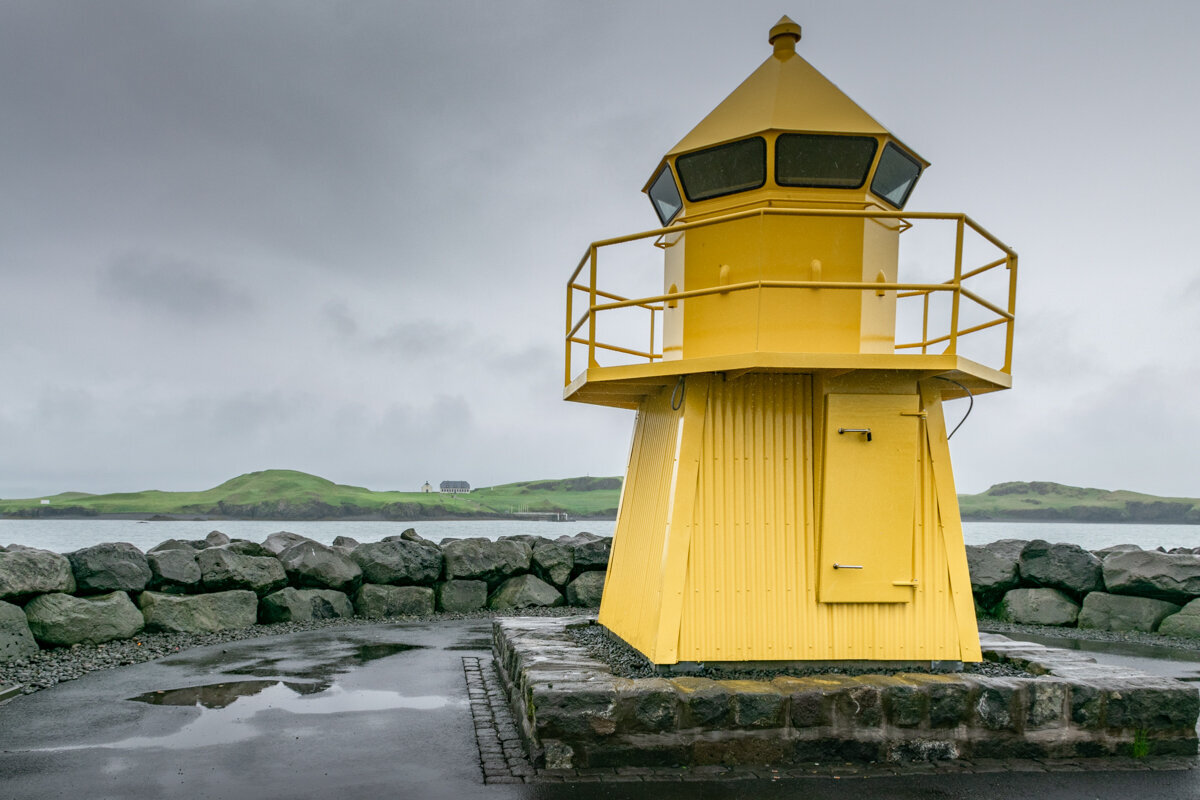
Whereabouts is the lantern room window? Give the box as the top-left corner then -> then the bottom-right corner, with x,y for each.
647,165 -> 683,225
870,142 -> 923,208
775,134 -> 877,189
676,137 -> 767,202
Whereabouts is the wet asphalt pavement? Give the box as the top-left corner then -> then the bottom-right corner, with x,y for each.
2,619 -> 1199,800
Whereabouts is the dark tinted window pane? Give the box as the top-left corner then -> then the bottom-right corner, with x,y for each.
871,142 -> 923,208
776,134 -> 877,188
676,137 -> 766,202
648,165 -> 683,225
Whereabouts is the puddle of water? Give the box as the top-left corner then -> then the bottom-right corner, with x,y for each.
444,639 -> 492,651
31,680 -> 464,754
129,680 -> 324,708
1003,631 -> 1200,683
223,641 -> 426,690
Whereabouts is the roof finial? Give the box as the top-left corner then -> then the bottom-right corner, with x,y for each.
769,16 -> 802,58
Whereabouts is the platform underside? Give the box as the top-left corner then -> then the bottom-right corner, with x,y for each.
565,352 -> 1010,408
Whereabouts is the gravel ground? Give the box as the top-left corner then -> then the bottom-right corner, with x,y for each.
0,606 -> 582,698
567,622 -> 1028,679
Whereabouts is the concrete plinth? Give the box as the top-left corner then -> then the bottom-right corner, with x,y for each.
493,617 -> 1200,769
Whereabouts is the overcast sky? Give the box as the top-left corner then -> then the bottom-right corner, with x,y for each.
2,1 -> 1198,499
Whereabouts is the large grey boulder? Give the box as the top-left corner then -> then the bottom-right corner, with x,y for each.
1161,599 -> 1200,638
488,574 -> 563,610
139,590 -> 258,633
966,541 -> 1023,606
277,541 -> 363,593
1102,550 -> 1200,604
997,587 -> 1080,626
0,600 -> 39,662
436,580 -> 488,612
558,531 -> 604,544
259,588 -> 353,623
0,547 -> 75,601
1077,591 -> 1181,632
262,531 -> 315,555
353,584 -> 435,618
1018,540 -> 1103,596
442,538 -> 532,587
383,528 -> 437,547
565,571 -> 606,607
350,540 -> 442,586
571,537 -> 612,573
532,541 -> 574,587
24,591 -> 143,646
1159,599 -> 1200,638
224,540 -> 273,557
205,530 -> 231,547
332,535 -> 360,548
1094,543 -> 1142,558
196,548 -> 288,596
148,538 -> 205,553
68,542 -> 152,594
146,548 -> 202,593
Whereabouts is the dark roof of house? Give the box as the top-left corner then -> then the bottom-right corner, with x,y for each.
439,480 -> 470,489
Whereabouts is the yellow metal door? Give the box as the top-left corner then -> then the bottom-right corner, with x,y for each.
818,393 -> 920,603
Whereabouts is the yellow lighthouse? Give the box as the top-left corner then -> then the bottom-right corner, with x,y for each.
566,18 -> 1017,666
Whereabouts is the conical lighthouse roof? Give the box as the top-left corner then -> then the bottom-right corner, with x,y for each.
664,17 -> 924,165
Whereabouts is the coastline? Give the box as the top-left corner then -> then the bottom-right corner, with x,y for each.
1,512 -> 619,522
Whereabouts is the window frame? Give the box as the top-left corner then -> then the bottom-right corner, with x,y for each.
647,164 -> 683,225
869,142 -> 924,209
774,133 -> 879,190
675,136 -> 768,203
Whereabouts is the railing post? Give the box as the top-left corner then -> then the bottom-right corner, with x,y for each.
921,291 -> 930,355
650,306 -> 657,362
588,246 -> 599,368
1004,253 -> 1018,373
565,274 -> 574,386
947,217 -> 964,355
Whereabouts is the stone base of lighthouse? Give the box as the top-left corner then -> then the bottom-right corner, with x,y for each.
597,370 -> 981,665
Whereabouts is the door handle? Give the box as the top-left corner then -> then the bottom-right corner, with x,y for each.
838,428 -> 872,442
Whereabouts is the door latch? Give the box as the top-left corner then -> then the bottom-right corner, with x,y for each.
837,427 -> 872,442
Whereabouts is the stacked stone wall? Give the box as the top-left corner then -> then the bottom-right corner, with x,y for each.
969,538 -> 1200,635
0,530 -> 610,657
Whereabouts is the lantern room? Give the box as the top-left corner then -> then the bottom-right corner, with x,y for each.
645,17 -> 930,362
566,17 -> 1019,666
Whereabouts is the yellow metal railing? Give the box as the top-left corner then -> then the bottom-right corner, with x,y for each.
565,207 -> 1018,386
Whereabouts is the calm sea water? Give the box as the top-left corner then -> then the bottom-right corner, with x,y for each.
1,518 -> 1198,554
0,519 -> 616,553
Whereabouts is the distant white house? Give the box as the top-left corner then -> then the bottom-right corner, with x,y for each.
40,499 -> 50,505
421,481 -> 432,493
439,480 -> 471,494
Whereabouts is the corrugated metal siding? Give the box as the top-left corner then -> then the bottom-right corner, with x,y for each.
603,372 -> 976,664
597,385 -> 681,657
675,374 -> 968,662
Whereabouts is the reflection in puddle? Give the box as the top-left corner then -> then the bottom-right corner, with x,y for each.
130,680 -> 323,708
443,639 -> 492,651
223,642 -> 425,690
32,681 -> 464,753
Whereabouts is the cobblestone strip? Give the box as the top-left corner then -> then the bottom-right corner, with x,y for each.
462,656 -> 535,785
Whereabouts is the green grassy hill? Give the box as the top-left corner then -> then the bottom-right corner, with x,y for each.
5,472 -> 1197,524
0,470 -> 623,521
958,481 -> 1200,523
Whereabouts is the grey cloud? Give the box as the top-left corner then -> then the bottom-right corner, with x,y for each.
101,252 -> 253,319
323,301 -> 359,338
